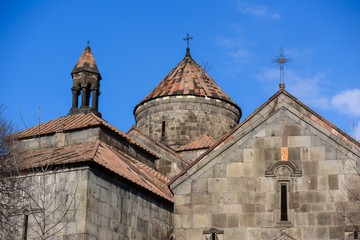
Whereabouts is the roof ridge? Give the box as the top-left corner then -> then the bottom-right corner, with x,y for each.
91,140 -> 101,159
176,133 -> 216,152
127,125 -> 191,165
99,142 -> 173,200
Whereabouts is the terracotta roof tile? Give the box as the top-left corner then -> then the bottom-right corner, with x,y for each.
135,51 -> 240,112
169,88 -> 360,185
177,134 -> 216,151
19,141 -> 173,202
13,113 -> 160,159
71,47 -> 100,75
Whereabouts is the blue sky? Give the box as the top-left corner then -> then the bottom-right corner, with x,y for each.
1,0 -> 360,140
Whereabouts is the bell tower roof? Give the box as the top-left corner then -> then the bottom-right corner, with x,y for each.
72,46 -> 100,76
135,48 -> 240,113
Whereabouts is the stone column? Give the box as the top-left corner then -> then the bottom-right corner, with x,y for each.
81,85 -> 88,107
71,87 -> 79,108
91,88 -> 99,110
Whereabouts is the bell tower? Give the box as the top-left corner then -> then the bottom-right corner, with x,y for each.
68,46 -> 102,117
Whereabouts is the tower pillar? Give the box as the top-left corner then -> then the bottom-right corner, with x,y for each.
71,87 -> 79,108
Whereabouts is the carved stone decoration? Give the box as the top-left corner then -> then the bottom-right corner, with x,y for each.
265,161 -> 302,177
273,230 -> 296,240
203,228 -> 224,240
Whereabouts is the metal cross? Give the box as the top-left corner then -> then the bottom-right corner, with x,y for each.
272,48 -> 292,86
87,40 -> 90,47
183,33 -> 193,48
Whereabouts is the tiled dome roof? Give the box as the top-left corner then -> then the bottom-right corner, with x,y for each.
136,48 -> 239,109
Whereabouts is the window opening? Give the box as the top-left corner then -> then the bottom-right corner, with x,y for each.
88,90 -> 92,107
161,121 -> 166,137
281,184 -> 288,221
23,214 -> 28,240
210,232 -> 216,240
355,230 -> 359,239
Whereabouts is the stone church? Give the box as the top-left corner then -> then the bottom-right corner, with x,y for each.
10,45 -> 360,239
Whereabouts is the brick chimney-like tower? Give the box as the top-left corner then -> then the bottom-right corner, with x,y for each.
69,46 -> 102,117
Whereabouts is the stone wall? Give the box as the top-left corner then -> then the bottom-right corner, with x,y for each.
135,96 -> 241,149
85,167 -> 173,240
18,166 -> 173,240
22,167 -> 88,239
171,99 -> 360,240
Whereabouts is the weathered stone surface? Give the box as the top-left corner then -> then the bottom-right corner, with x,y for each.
135,97 -> 240,149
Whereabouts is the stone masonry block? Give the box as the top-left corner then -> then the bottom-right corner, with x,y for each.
288,136 -> 311,147
317,213 -> 332,225
227,178 -> 242,192
193,214 -> 210,228
208,178 -> 227,193
226,163 -> 253,177
186,229 -> 203,239
328,175 -> 339,190
212,213 -> 226,228
303,161 -> 319,175
239,213 -> 255,227
310,147 -> 326,160
319,160 -> 343,175
181,215 -> 192,228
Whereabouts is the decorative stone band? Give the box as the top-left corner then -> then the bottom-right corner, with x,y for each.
203,228 -> 224,234
265,161 -> 302,177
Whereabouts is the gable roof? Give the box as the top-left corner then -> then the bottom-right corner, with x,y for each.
19,140 -> 173,202
13,113 -> 159,159
177,134 -> 216,152
170,88 -> 360,185
127,125 -> 191,165
134,49 -> 240,113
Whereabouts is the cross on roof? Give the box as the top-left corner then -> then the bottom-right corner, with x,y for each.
272,48 -> 292,88
183,33 -> 193,48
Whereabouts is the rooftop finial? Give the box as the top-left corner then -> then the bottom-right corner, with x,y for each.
183,33 -> 193,57
87,40 -> 90,48
272,48 -> 292,89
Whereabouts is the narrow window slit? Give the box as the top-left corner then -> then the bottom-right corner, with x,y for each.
161,121 -> 166,137
23,214 -> 28,240
281,184 -> 288,221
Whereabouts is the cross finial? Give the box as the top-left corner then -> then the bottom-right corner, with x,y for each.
272,48 -> 292,89
87,40 -> 90,48
183,33 -> 193,48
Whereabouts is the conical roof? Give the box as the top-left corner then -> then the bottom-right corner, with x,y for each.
136,48 -> 239,109
71,46 -> 100,75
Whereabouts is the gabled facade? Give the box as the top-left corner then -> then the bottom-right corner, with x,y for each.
170,88 -> 360,240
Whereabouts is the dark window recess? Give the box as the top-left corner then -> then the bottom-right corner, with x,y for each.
23,214 -> 28,240
281,184 -> 288,221
161,121 -> 166,137
210,232 -> 216,240
355,231 -> 359,239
